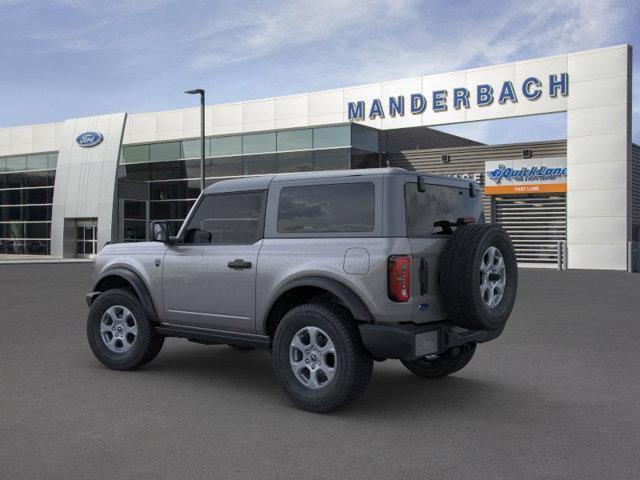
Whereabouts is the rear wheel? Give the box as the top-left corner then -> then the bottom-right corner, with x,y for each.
272,303 -> 373,413
401,344 -> 476,378
87,288 -> 164,370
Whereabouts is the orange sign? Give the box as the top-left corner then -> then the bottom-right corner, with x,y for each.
485,183 -> 567,195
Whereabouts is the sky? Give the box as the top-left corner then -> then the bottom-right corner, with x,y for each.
0,0 -> 638,144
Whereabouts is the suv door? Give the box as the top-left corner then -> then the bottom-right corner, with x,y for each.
162,190 -> 266,333
404,179 -> 483,323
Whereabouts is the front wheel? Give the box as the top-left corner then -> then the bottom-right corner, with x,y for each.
401,344 -> 476,378
272,303 -> 373,413
87,288 -> 164,370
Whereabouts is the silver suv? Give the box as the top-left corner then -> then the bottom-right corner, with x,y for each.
86,168 -> 517,412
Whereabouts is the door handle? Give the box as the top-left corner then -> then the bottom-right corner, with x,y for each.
228,258 -> 252,269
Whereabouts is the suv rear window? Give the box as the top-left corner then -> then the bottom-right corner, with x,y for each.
405,182 -> 473,236
277,182 -> 375,234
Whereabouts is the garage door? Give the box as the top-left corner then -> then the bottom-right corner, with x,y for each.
493,195 -> 567,265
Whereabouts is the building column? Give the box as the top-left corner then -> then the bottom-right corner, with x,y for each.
566,45 -> 632,270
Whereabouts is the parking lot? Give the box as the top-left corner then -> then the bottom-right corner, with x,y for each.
1,263 -> 639,479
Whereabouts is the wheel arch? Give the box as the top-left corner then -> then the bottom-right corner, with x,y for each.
262,276 -> 373,339
92,268 -> 159,322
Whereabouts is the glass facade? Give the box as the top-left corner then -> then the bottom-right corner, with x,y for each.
0,152 -> 57,255
117,124 -> 379,241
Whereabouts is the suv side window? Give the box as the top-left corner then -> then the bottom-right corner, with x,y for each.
277,182 -> 375,234
182,191 -> 266,244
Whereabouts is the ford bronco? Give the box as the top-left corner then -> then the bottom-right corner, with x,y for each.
86,168 -> 517,412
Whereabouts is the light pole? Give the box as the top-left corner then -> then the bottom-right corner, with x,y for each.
185,89 -> 205,192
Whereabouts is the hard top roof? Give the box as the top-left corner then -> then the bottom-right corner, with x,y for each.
203,167 -> 471,194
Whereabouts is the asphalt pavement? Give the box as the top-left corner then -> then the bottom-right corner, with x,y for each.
1,263 -> 639,479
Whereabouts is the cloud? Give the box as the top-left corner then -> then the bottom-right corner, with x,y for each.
189,0 -> 415,70
1,0 -> 638,141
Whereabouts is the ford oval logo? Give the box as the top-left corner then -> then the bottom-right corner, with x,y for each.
76,131 -> 103,148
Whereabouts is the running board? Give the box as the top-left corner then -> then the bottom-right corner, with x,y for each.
156,325 -> 271,350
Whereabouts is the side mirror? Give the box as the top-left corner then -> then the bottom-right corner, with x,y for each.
151,222 -> 170,243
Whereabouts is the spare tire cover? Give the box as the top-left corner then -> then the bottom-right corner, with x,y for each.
438,224 -> 518,331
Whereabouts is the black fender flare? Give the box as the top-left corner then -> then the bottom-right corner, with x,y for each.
263,276 -> 373,332
92,267 -> 159,321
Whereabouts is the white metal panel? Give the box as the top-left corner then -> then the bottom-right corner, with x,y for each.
514,54 -> 568,117
10,126 -> 32,145
567,133 -> 628,164
308,88 -> 343,119
342,83 -> 382,128
379,77 -> 423,129
568,189 -> 627,218
242,99 -> 275,132
0,127 -> 9,146
275,94 -> 308,120
568,46 -> 630,82
465,63 -> 516,122
127,113 -> 156,137
567,76 -> 629,110
567,216 -> 627,245
156,109 -> 183,132
421,71 -> 467,125
212,103 -> 242,135
567,161 -> 627,191
567,104 -> 628,137
568,243 -> 628,270
32,124 -> 56,143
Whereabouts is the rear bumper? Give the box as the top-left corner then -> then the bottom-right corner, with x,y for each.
358,321 -> 503,361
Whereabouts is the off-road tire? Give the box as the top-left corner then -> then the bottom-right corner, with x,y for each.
401,343 -> 476,378
87,288 -> 164,370
272,303 -> 373,413
439,224 -> 518,330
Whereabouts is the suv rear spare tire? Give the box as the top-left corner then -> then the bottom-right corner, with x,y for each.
439,224 -> 517,331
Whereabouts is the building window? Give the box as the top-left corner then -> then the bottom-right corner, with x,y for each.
122,144 -> 150,164
313,149 -> 350,171
243,133 -> 276,154
116,125 -> 383,244
150,142 -> 181,162
0,152 -> 57,255
211,136 -> 242,157
277,129 -> 312,151
351,125 -> 380,152
313,126 -> 350,149
245,154 -> 276,175
277,151 -> 313,173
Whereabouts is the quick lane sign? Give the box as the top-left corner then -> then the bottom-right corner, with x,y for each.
485,157 -> 567,195
347,73 -> 569,120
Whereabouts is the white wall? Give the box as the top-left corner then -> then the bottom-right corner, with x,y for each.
0,122 -> 63,156
50,113 -> 126,257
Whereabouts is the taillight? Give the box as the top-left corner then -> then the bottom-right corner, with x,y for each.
388,255 -> 410,302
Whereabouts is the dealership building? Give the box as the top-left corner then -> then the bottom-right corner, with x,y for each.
0,44 -> 637,271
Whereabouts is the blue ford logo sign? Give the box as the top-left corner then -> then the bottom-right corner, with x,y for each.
76,131 -> 103,148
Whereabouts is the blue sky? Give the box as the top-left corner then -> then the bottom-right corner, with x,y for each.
0,0 -> 638,144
